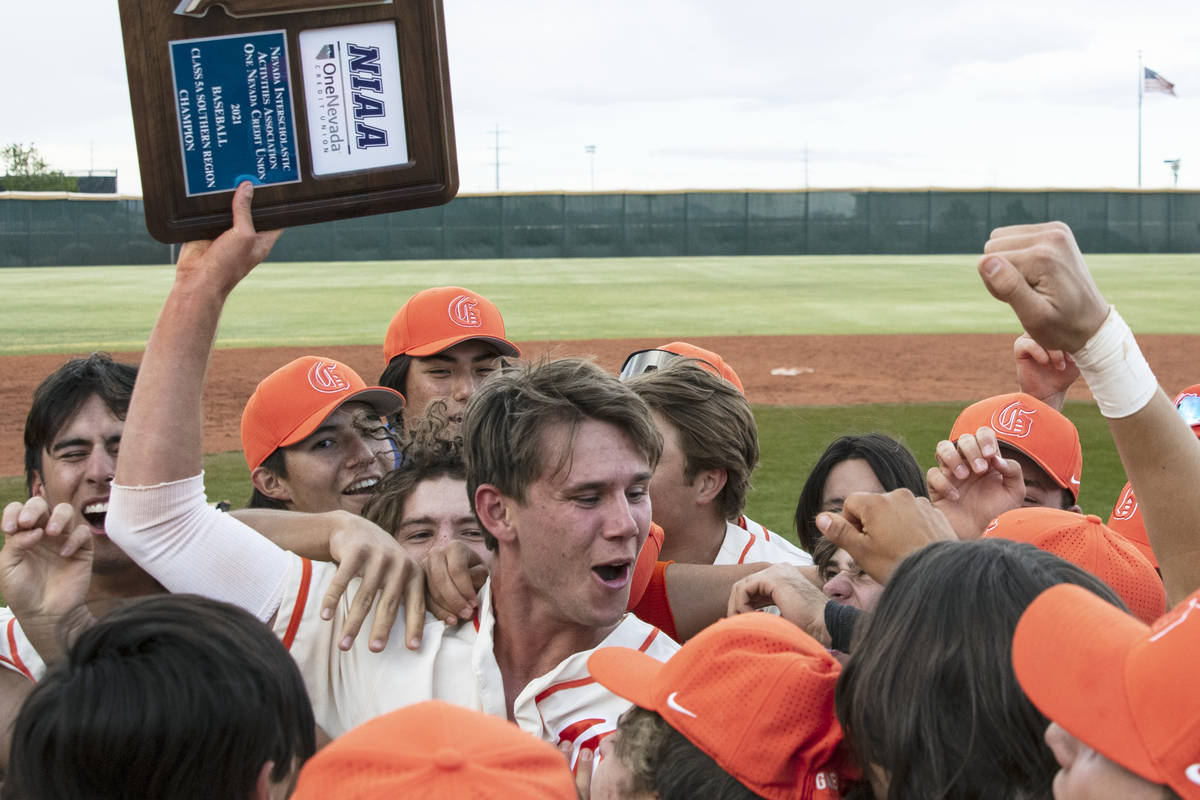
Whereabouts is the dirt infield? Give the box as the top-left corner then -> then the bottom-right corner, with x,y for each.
3,333 -> 1197,477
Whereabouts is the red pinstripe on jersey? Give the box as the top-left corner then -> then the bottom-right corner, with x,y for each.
536,676 -> 596,704
637,628 -> 662,652
5,618 -> 34,682
736,532 -> 757,564
738,514 -> 774,541
536,628 -> 663,705
282,558 -> 313,651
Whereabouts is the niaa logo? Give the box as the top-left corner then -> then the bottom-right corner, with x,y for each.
448,295 -> 482,328
991,401 -> 1036,438
346,43 -> 388,148
307,361 -> 351,394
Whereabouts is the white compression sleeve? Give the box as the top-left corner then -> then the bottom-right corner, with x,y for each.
107,473 -> 290,622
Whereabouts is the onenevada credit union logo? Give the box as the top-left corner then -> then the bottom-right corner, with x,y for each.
298,22 -> 410,176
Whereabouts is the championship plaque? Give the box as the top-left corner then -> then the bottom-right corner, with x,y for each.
118,0 -> 457,243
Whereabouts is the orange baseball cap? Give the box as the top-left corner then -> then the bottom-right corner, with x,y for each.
950,392 -> 1082,501
618,342 -> 745,393
588,612 -> 852,800
1105,386 -> 1200,568
1013,583 -> 1200,799
981,507 -> 1165,624
661,342 -> 745,393
383,286 -> 520,363
1104,388 -> 1200,568
1108,481 -> 1158,568
241,356 -> 405,470
626,522 -> 664,611
290,700 -> 577,799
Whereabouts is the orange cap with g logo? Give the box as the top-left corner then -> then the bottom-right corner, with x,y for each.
240,356 -> 404,470
383,286 -> 520,363
950,392 -> 1082,501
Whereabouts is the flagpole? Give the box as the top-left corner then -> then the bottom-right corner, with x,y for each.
1138,50 -> 1143,188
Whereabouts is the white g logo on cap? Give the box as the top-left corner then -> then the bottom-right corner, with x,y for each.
448,295 -> 482,328
308,361 -> 350,394
992,401 -> 1037,438
1186,763 -> 1200,785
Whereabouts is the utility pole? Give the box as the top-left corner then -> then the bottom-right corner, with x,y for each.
1138,50 -> 1143,187
489,125 -> 505,191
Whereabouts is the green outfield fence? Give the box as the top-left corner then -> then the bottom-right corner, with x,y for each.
2,188 -> 1198,266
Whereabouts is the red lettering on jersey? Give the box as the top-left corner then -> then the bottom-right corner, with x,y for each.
577,729 -> 616,757
557,718 -> 606,746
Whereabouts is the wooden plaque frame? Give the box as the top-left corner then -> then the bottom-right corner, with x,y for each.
118,0 -> 457,243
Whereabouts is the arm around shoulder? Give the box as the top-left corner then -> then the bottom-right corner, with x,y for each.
108,474 -> 292,622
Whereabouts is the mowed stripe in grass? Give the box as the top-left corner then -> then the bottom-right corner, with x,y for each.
1,402 -> 1127,551
1,253 -> 1198,355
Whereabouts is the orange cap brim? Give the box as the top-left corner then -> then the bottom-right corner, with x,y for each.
401,334 -> 521,359
587,647 -> 666,711
1001,442 -> 1077,499
275,388 -> 405,451
1012,584 -> 1160,781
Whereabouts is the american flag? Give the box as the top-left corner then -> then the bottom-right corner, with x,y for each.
1144,67 -> 1177,96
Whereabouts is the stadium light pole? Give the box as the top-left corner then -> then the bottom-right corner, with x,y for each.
585,144 -> 596,191
1164,159 -> 1180,188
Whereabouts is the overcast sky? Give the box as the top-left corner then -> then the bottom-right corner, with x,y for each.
7,0 -> 1198,195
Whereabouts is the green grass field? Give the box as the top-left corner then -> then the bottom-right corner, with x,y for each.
1,252 -> 1187,539
2,253 -> 1199,355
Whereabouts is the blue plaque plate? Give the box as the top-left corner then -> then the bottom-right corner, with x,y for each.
169,31 -> 303,196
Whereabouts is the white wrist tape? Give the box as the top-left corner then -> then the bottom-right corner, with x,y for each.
107,473 -> 289,622
1070,307 -> 1158,419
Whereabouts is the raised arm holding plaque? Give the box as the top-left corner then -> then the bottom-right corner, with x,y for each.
120,0 -> 456,242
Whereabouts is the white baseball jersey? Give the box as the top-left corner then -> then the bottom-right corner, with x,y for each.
276,555 -> 679,764
106,474 -> 678,771
0,609 -> 45,683
716,515 -> 813,566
